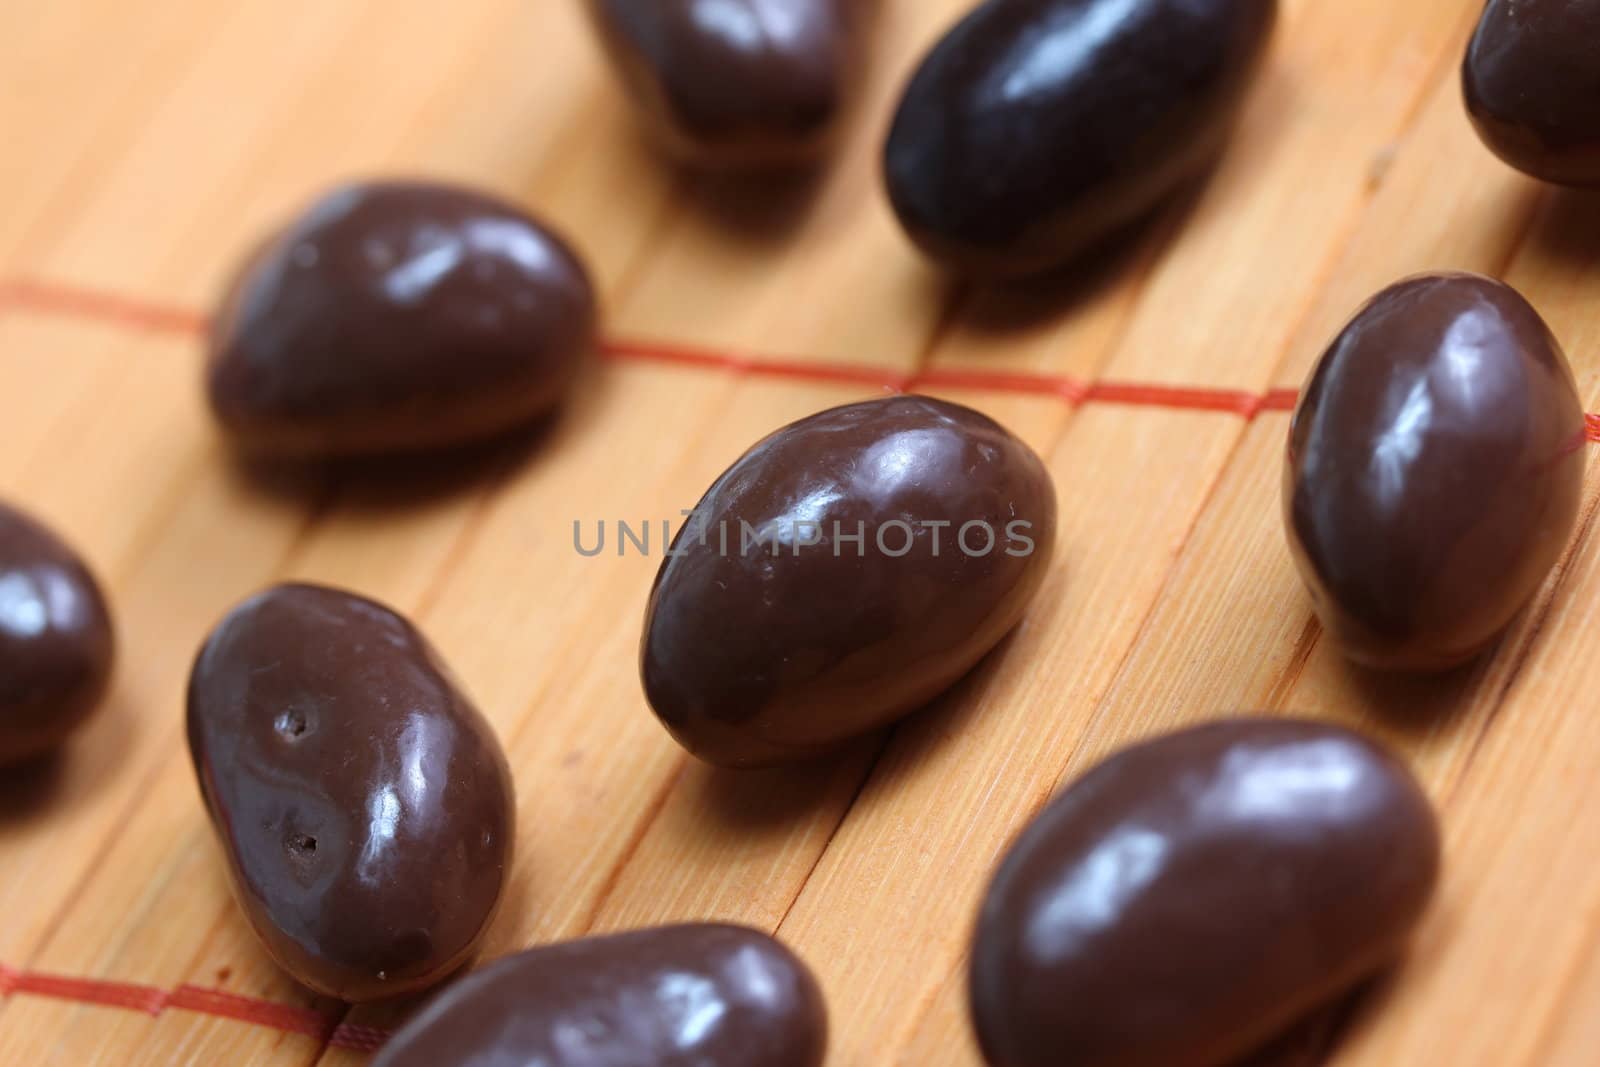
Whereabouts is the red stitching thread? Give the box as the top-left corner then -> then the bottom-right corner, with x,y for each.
331,1020 -> 394,1053
0,963 -> 390,1050
912,366 -> 1083,400
167,985 -> 332,1038
602,336 -> 912,391
9,971 -> 167,1015
4,276 -> 1597,436
0,276 -> 1315,420
601,336 -> 1308,417
0,278 -> 208,335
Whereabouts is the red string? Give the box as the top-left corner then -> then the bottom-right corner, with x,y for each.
0,275 -> 1316,420
911,366 -> 1083,400
1081,380 -> 1265,417
0,962 -> 390,1050
0,278 -> 208,336
601,336 -> 911,391
5,276 -> 1598,438
330,1020 -> 394,1053
598,336 -> 1315,418
167,985 -> 333,1038
8,970 -> 167,1015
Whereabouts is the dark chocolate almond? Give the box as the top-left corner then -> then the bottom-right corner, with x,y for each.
1285,272 -> 1585,671
885,0 -> 1277,278
642,396 -> 1057,767
584,0 -> 877,168
0,501 -> 114,766
187,583 -> 515,1001
970,718 -> 1441,1067
207,180 -> 596,455
373,924 -> 826,1067
1464,0 -> 1600,187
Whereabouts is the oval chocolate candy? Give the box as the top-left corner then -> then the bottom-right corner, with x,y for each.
884,0 -> 1277,278
641,395 -> 1057,767
207,180 -> 597,456
583,0 -> 876,168
970,718 -> 1441,1067
187,583 -> 515,1001
1285,272 -> 1585,672
1464,0 -> 1600,187
0,501 -> 115,766
372,924 -> 826,1067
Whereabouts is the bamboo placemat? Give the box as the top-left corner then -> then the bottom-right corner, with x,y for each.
3,2 -> 1599,1064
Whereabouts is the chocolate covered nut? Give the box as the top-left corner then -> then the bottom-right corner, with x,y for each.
884,0 -> 1277,278
187,583 -> 514,1001
372,924 -> 826,1067
0,501 -> 114,766
583,0 -> 876,168
970,718 -> 1441,1067
641,396 -> 1057,767
1285,272 -> 1585,672
1464,0 -> 1600,187
207,180 -> 596,456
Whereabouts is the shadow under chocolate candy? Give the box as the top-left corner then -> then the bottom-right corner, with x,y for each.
955,164 -> 1220,337
220,365 -> 601,511
680,165 -> 831,243
1525,185 -> 1600,267
686,628 -> 1031,834
0,685 -> 136,818
1228,971 -> 1393,1067
861,627 -> 1028,792
693,733 -> 880,832
1341,653 -> 1488,741
0,751 -> 68,821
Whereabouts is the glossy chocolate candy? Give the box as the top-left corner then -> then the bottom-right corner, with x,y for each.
1464,0 -> 1600,187
583,0 -> 876,168
187,583 -> 515,1001
0,502 -> 114,766
208,180 -> 596,456
641,396 -> 1057,767
970,718 -> 1441,1067
884,0 -> 1277,278
373,924 -> 826,1067
1285,273 -> 1585,672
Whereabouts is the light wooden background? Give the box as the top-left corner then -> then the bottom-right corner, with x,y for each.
2,1 -> 1598,1064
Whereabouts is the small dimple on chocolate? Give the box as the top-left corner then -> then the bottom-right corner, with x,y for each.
285,832 -> 318,869
274,708 -> 309,741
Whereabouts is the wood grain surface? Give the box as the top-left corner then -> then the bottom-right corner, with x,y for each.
2,1 -> 1597,1064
